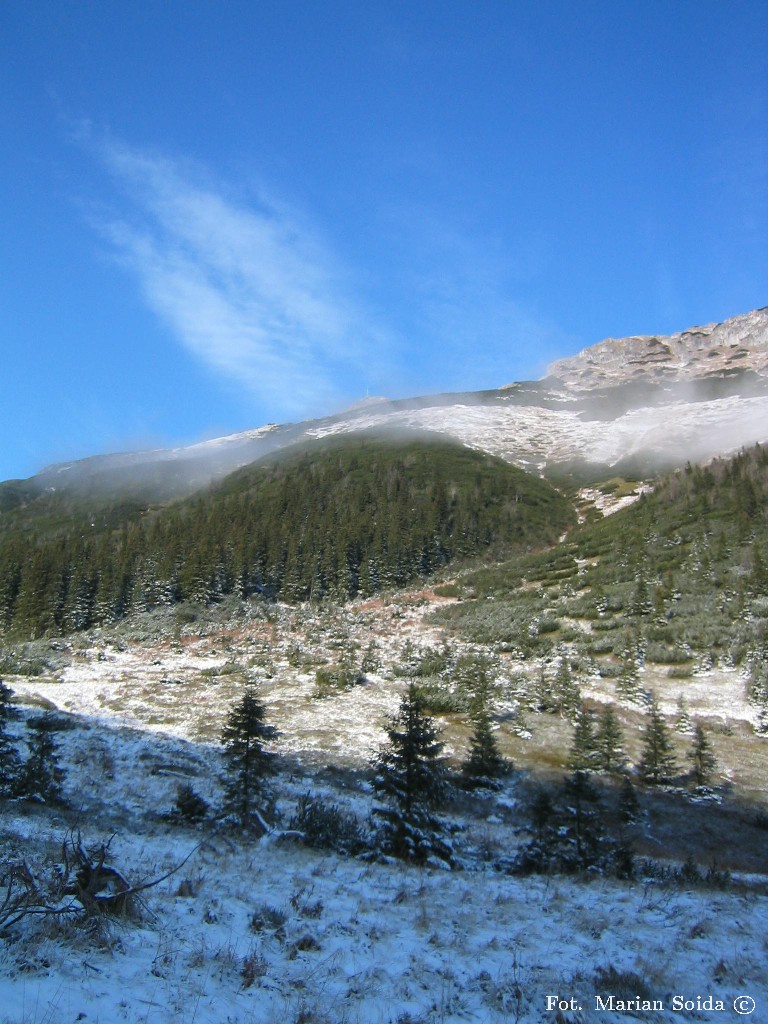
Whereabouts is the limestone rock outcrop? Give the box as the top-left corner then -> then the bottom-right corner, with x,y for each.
545,307 -> 768,389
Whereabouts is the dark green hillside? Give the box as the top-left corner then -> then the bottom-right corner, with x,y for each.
0,478 -> 43,514
0,485 -> 154,541
436,444 -> 768,701
0,433 -> 574,638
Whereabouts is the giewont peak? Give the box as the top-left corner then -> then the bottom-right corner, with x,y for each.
544,307 -> 768,390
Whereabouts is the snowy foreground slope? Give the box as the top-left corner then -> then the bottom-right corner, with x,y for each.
3,800 -> 766,1024
2,590 -> 767,1024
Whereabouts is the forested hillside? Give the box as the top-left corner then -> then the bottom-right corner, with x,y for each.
0,433 -> 574,639
436,443 -> 768,717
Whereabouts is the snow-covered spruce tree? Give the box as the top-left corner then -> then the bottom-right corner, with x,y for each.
638,694 -> 677,785
687,721 -> 718,789
220,688 -> 279,831
746,653 -> 768,732
675,695 -> 693,735
372,682 -> 452,866
616,654 -> 642,702
16,715 -> 65,804
0,681 -> 21,798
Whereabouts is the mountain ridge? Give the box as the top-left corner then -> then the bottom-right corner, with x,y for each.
545,306 -> 768,389
4,306 -> 767,503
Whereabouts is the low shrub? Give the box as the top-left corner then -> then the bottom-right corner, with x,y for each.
637,856 -> 731,890
313,664 -> 364,698
594,964 -> 654,1003
645,643 -> 692,665
411,682 -> 464,714
171,783 -> 209,825
288,794 -> 367,855
249,903 -> 287,940
667,665 -> 694,678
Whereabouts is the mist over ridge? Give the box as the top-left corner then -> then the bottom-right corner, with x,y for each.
4,305 -> 768,504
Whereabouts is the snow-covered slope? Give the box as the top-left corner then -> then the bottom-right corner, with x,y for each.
16,306 -> 768,498
3,592 -> 767,1024
306,392 -> 768,472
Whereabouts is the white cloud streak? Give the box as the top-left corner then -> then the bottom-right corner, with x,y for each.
96,142 -> 388,417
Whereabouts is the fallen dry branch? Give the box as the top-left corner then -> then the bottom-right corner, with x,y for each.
0,830 -> 205,935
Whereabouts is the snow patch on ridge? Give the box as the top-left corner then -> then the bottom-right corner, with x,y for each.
306,395 -> 768,470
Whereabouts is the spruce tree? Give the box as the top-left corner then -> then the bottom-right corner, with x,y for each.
221,688 -> 278,830
594,705 -> 626,774
568,706 -> 600,773
618,773 -> 640,826
638,694 -> 677,785
17,715 -> 65,804
675,695 -> 693,734
515,787 -> 557,874
613,774 -> 638,880
616,654 -> 641,703
632,575 -> 651,617
462,704 -> 510,788
557,771 -> 608,872
746,654 -> 768,731
173,783 -> 210,825
461,655 -> 509,787
372,683 -> 451,865
516,775 -> 611,875
534,664 -> 557,713
0,681 -> 21,798
687,722 -> 717,789
553,655 -> 581,718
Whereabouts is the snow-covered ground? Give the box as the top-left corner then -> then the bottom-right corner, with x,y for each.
3,593 -> 768,1023
4,824 -> 766,1024
2,708 -> 766,1024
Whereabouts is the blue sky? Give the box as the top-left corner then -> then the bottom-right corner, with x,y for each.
1,1 -> 766,482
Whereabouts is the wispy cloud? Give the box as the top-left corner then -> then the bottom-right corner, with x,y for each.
93,140 -> 391,417
86,136 -> 570,418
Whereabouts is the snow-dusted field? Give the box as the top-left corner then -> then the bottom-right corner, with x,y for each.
2,705 -> 766,1024
3,592 -> 768,1023
9,590 -> 767,783
4,822 -> 766,1024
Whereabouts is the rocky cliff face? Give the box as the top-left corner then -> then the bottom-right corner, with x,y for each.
545,307 -> 768,389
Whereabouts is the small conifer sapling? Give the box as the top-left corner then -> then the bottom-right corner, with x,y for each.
373,683 -> 451,866
0,681 -> 21,798
17,715 -> 65,804
221,688 -> 279,830
687,722 -> 717,789
638,694 -> 677,785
